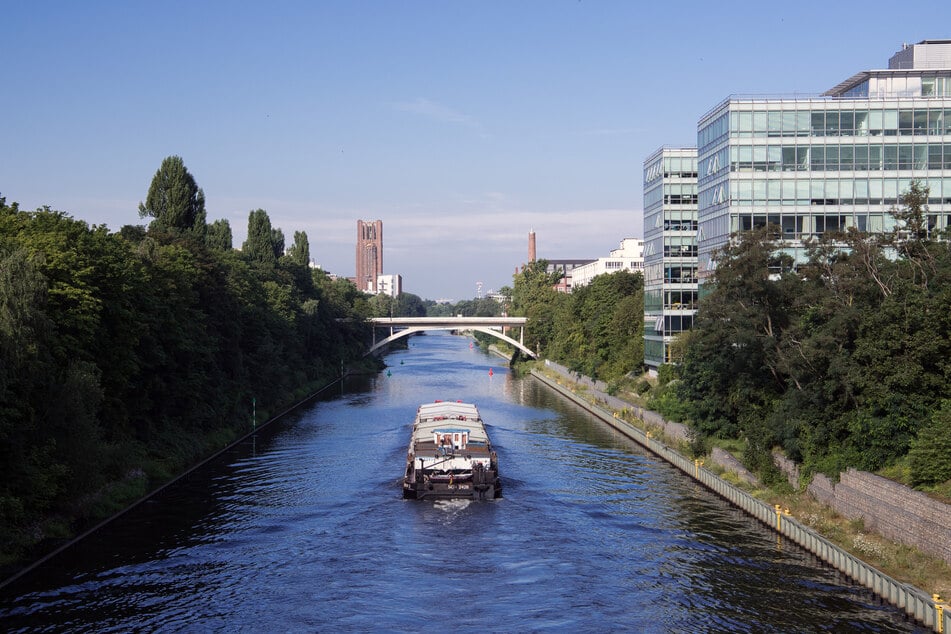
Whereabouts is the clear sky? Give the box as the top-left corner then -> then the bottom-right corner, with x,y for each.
4,1 -> 950,300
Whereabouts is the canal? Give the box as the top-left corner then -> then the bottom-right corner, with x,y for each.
0,332 -> 927,632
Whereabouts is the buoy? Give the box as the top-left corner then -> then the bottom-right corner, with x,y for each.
387,370 -> 392,377
488,368 -> 494,377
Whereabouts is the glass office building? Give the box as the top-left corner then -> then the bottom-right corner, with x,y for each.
643,147 -> 698,371
696,40 -> 951,280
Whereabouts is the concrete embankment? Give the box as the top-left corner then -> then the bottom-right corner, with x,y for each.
530,367 -> 949,633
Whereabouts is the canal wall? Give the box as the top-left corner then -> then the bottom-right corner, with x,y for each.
773,436 -> 951,569
530,368 -> 949,633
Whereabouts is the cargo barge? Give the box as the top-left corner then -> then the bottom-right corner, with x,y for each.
402,401 -> 501,500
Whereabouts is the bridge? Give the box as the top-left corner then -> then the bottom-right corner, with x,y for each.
368,316 -> 535,358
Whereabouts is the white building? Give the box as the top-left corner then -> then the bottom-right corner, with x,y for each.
376,274 -> 402,298
570,238 -> 645,289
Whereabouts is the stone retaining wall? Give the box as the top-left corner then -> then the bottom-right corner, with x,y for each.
827,469 -> 951,565
773,455 -> 951,566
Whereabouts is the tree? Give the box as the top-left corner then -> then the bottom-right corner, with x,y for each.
909,402 -> 951,487
138,156 -> 207,240
286,230 -> 310,267
243,209 -> 276,268
510,259 -> 564,355
207,219 -> 232,251
675,226 -> 797,463
395,292 -> 426,317
271,228 -> 285,261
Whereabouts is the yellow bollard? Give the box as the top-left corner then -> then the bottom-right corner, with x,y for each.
934,594 -> 945,634
775,504 -> 783,531
694,459 -> 700,478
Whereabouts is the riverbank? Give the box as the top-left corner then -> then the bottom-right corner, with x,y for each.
528,359 -> 950,633
0,359 -> 378,591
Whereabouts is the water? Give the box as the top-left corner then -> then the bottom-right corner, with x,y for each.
0,332 -> 926,632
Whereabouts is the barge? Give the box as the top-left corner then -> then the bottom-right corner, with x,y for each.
402,401 -> 501,500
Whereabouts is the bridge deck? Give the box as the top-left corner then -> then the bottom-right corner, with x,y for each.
367,316 -> 534,358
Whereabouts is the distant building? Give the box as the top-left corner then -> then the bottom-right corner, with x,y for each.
522,230 -> 595,292
570,238 -> 645,289
356,219 -> 383,293
545,259 -> 595,293
376,274 -> 402,298
486,291 -> 508,306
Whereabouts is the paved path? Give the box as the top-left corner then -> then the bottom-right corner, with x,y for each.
540,359 -> 634,413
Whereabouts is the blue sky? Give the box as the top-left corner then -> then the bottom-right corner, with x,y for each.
3,1 -> 950,300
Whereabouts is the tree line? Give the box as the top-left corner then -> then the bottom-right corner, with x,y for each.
650,181 -> 951,491
0,156 -> 376,571
508,262 -> 644,385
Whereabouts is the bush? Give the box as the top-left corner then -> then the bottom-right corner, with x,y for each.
656,363 -> 678,387
909,404 -> 951,487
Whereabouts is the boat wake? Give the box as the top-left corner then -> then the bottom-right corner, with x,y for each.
432,499 -> 472,513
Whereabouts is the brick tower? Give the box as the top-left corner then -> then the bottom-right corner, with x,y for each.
356,219 -> 383,293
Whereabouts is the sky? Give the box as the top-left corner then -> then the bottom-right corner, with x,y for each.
4,1 -> 951,300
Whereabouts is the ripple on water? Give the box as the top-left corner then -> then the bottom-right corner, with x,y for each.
0,333 -> 929,633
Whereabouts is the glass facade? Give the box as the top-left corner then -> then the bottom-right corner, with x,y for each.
698,96 -> 951,279
643,147 -> 698,371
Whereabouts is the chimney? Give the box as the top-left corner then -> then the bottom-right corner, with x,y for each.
528,229 -> 536,262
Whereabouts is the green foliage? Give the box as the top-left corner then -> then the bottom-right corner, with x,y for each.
285,230 -> 310,267
138,156 -> 207,240
511,259 -> 565,355
0,181 -> 373,570
673,181 -> 951,483
656,363 -> 678,387
207,219 -> 233,250
908,403 -> 951,487
510,264 -> 644,383
243,209 -> 276,268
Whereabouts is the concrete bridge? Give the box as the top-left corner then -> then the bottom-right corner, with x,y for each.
368,316 -> 535,358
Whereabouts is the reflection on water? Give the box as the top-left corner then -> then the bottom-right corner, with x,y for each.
0,333 -> 927,632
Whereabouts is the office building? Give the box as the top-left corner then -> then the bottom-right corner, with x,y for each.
696,40 -> 951,281
643,148 -> 698,371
